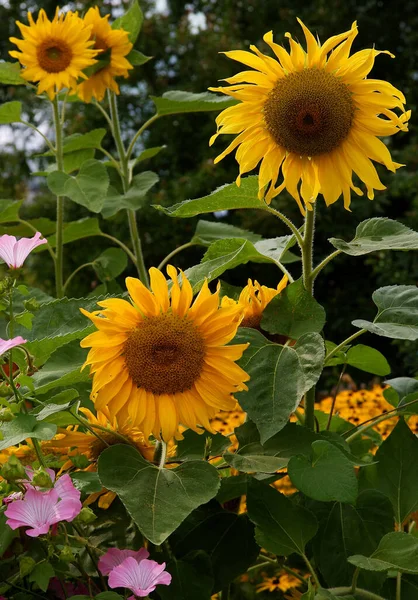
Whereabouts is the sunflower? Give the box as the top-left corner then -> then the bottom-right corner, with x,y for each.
9,8 -> 98,100
222,275 -> 288,329
210,20 -> 410,213
80,266 -> 250,442
77,7 -> 133,103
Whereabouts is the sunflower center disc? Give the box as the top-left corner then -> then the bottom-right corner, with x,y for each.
93,36 -> 108,52
124,313 -> 206,395
89,432 -> 130,460
37,39 -> 73,73
263,68 -> 354,156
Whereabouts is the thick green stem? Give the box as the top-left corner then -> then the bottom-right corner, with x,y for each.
326,363 -> 347,431
126,114 -> 160,161
108,91 -> 149,286
263,205 -> 304,249
302,553 -> 320,588
311,249 -> 342,282
52,97 -> 65,298
304,387 -> 316,432
396,572 -> 402,600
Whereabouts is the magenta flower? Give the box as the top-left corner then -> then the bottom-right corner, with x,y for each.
99,547 -> 150,575
0,336 -> 26,357
0,232 -> 47,269
4,474 -> 82,537
108,556 -> 172,598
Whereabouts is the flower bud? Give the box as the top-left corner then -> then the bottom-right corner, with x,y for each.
0,383 -> 12,398
75,506 -> 97,524
59,545 -> 75,562
31,468 -> 54,489
0,455 -> 26,481
0,407 -> 14,420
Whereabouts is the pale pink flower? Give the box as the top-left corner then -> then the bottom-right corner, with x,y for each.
4,474 -> 82,537
108,556 -> 172,598
0,336 -> 26,356
99,547 -> 150,575
0,232 -> 47,269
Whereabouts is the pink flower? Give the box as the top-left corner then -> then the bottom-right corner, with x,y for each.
0,232 -> 47,269
108,556 -> 172,598
99,547 -> 150,575
0,336 -> 26,357
4,474 -> 82,537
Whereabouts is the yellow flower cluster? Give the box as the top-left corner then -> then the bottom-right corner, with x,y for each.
10,7 -> 133,101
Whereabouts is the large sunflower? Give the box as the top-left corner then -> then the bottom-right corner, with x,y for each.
210,20 -> 410,213
77,7 -> 133,103
80,266 -> 249,441
9,8 -> 98,100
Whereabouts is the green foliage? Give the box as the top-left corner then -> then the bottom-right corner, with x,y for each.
329,218 -> 418,255
28,562 -> 55,592
112,0 -> 144,44
327,344 -> 391,376
158,551 -> 214,600
191,219 -> 262,245
0,62 -> 25,85
151,90 -> 238,116
30,341 -> 89,395
0,101 -> 21,124
93,248 -> 128,281
348,532 -> 418,574
46,217 -> 103,248
98,445 -> 220,544
0,414 -> 56,450
0,199 -> 22,223
102,171 -> 159,218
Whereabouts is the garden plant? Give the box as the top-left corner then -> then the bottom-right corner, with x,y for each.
0,3 -> 418,600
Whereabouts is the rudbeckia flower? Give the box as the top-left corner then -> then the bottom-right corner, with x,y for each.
210,20 -> 410,212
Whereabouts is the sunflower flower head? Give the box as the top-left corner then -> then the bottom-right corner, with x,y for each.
210,20 -> 410,213
9,8 -> 98,100
80,266 -> 250,442
77,7 -> 133,103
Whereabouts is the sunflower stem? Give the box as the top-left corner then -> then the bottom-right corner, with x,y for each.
108,91 -> 149,287
263,205 -> 304,249
52,96 -> 65,299
157,241 -> 198,271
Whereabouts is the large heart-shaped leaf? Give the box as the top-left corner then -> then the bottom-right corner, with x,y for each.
236,329 -> 324,443
352,285 -> 418,340
348,532 -> 418,574
329,218 -> 418,255
98,445 -> 220,545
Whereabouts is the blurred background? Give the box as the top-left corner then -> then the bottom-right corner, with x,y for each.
0,0 -> 417,379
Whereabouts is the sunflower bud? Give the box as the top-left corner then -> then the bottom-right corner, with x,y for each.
0,455 -> 26,481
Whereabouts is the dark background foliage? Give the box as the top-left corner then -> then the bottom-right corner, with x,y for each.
0,0 -> 417,379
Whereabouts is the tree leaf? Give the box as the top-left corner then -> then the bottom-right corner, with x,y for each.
127,49 -> 152,66
101,171 -> 159,218
329,218 -> 418,255
30,341 -> 89,395
0,414 -> 57,450
47,159 -> 109,213
345,345 -> 391,376
352,285 -> 418,341
348,532 -> 418,574
0,62 -> 25,85
98,445 -> 220,544
261,279 -> 326,339
247,478 -> 318,556
158,551 -> 213,600
155,176 -> 263,217
191,220 -> 262,246
151,90 -> 238,116
288,440 -> 358,503
373,418 -> 418,525
112,0 -> 143,44
236,329 -> 324,443
0,101 -> 21,124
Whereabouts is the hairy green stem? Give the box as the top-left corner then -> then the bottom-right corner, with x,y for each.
99,232 -> 137,265
301,553 -> 320,588
302,206 -> 315,295
263,205 -> 304,248
304,387 -> 316,432
72,522 -> 108,590
157,241 -> 198,271
126,114 -> 160,161
396,572 -> 402,600
21,120 -> 56,153
108,91 -> 149,286
351,567 -> 360,594
326,363 -> 347,431
325,329 -> 367,363
52,97 -> 65,298
311,249 -> 342,281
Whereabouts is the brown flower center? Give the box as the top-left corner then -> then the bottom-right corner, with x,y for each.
263,68 -> 354,156
89,432 -> 131,461
93,36 -> 108,52
37,39 -> 73,73
124,313 -> 206,395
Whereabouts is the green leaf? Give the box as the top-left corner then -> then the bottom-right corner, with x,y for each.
46,217 -> 103,248
373,418 -> 418,525
384,377 -> 418,408
112,0 -> 143,44
30,341 -> 89,395
41,129 -> 107,156
345,345 -> 391,376
185,236 -> 292,293
47,159 -> 109,213
216,474 -> 248,504
175,429 -> 230,461
28,562 -> 55,592
247,478 -> 318,555
0,512 -> 17,555
0,101 -> 21,124
34,389 -> 79,419
101,171 -> 159,218
224,451 -> 287,473
98,444 -> 220,544
348,532 -> 418,574
14,310 -> 34,330
95,594 -> 124,600
127,49 -> 152,65
0,414 -> 56,450
158,551 -> 213,600
352,285 -> 418,341
0,62 -> 25,85
236,329 -> 324,443
318,491 -> 394,587
0,199 -> 22,223
288,440 -> 358,503
261,279 -> 326,339
131,145 -> 165,167
155,176 -> 262,217
64,148 -> 96,174
93,248 -> 128,281
329,217 -> 418,255
171,506 -> 259,592
151,90 -> 238,116
191,219 -> 262,246
71,472 -> 102,494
